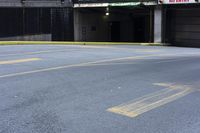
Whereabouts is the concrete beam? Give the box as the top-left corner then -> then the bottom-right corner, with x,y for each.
0,1 -> 73,7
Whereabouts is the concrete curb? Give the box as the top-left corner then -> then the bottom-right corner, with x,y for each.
0,41 -> 163,46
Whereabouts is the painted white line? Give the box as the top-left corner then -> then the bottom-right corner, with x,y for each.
154,58 -> 192,64
78,62 -> 136,67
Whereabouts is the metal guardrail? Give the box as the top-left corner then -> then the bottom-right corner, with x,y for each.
21,0 -> 61,1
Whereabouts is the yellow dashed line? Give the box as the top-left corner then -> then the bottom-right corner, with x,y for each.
0,55 -> 153,78
0,58 -> 42,65
0,53 -> 195,78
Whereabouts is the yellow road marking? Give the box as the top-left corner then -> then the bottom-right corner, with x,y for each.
81,45 -> 160,53
0,58 -> 42,65
0,46 -> 84,57
0,55 -> 152,78
153,58 -> 193,64
0,49 -> 71,57
0,46 -> 160,57
0,53 -> 196,78
107,83 -> 193,118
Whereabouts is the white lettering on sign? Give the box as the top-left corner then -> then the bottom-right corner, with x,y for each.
162,0 -> 197,4
169,0 -> 189,2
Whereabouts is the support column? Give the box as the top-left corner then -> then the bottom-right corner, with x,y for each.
154,6 -> 162,43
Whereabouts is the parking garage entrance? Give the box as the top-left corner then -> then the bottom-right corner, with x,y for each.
74,6 -> 154,42
164,5 -> 200,47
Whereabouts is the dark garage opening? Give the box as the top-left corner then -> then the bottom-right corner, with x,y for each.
110,21 -> 121,42
133,16 -> 146,42
75,6 -> 153,42
165,6 -> 200,47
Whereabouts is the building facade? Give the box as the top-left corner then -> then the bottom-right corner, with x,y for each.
0,0 -> 200,47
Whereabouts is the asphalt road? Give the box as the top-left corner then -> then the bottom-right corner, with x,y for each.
0,45 -> 200,133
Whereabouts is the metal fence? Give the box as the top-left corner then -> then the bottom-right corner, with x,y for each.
0,8 -> 74,41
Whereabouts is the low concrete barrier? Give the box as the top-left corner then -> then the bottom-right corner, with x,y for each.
0,34 -> 51,41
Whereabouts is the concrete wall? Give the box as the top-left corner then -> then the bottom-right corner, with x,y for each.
74,9 -> 108,41
0,34 -> 52,41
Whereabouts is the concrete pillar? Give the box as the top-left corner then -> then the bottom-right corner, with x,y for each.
154,6 -> 162,43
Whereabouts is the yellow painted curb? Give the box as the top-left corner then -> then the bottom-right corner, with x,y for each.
0,41 -> 162,46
